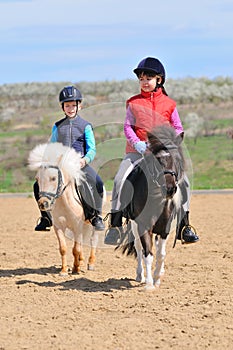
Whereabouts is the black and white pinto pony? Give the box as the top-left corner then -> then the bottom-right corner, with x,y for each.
28,143 -> 101,275
117,125 -> 185,290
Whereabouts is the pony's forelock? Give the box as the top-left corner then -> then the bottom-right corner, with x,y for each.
148,125 -> 178,153
28,143 -> 84,183
28,144 -> 49,170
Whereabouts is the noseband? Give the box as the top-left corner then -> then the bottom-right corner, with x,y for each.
162,170 -> 178,183
39,165 -> 70,206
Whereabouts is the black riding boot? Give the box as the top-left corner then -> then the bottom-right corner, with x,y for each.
104,211 -> 123,245
178,211 -> 199,243
35,211 -> 52,231
91,212 -> 105,231
91,192 -> 105,231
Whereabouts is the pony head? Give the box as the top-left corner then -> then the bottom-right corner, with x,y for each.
146,125 -> 185,199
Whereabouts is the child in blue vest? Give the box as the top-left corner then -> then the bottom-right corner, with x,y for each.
34,86 -> 105,231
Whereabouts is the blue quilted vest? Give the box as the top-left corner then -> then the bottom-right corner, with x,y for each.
55,115 -> 91,156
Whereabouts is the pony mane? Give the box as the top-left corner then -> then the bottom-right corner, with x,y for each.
147,125 -> 180,153
28,143 -> 84,183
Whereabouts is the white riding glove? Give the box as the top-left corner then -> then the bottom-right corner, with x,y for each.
134,141 -> 147,154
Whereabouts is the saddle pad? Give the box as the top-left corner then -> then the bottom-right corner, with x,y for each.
120,161 -> 148,220
116,157 -> 143,211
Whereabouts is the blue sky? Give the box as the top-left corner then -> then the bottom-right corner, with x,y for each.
0,0 -> 232,84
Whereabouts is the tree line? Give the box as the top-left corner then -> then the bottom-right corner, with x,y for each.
1,76 -> 233,110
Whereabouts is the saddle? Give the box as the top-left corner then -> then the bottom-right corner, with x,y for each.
75,181 -> 98,221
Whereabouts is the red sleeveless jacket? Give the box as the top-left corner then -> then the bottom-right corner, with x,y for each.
125,88 -> 176,153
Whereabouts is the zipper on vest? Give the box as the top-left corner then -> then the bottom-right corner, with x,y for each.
151,92 -> 156,111
69,120 -> 72,148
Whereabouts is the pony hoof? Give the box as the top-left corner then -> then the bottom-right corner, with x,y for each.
136,276 -> 146,283
144,284 -> 156,291
87,264 -> 95,271
72,265 -> 82,274
154,279 -> 161,287
59,271 -> 69,277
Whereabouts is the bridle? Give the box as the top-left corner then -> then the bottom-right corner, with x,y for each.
162,169 -> 178,182
145,147 -> 178,182
143,146 -> 179,198
38,165 -> 71,206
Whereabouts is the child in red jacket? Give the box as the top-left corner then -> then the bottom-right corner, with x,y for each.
105,57 -> 199,245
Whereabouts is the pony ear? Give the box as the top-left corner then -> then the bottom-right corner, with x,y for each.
176,132 -> 184,145
57,154 -> 63,167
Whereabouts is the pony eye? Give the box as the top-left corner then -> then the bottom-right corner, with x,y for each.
51,176 -> 56,181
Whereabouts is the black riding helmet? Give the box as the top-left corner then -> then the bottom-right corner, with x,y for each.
59,86 -> 82,104
133,57 -> 166,85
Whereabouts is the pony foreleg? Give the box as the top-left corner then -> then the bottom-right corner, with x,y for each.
137,227 -> 154,289
134,238 -> 145,283
154,237 -> 167,287
131,221 -> 145,283
88,228 -> 98,271
72,241 -> 84,274
54,227 -> 68,276
143,253 -> 154,289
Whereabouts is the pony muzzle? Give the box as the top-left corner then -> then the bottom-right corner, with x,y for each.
38,197 -> 52,211
166,184 -> 177,199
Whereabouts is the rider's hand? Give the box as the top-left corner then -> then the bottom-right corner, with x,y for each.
80,158 -> 87,168
134,141 -> 147,154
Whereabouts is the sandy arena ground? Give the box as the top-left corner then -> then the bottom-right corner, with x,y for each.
0,193 -> 233,350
